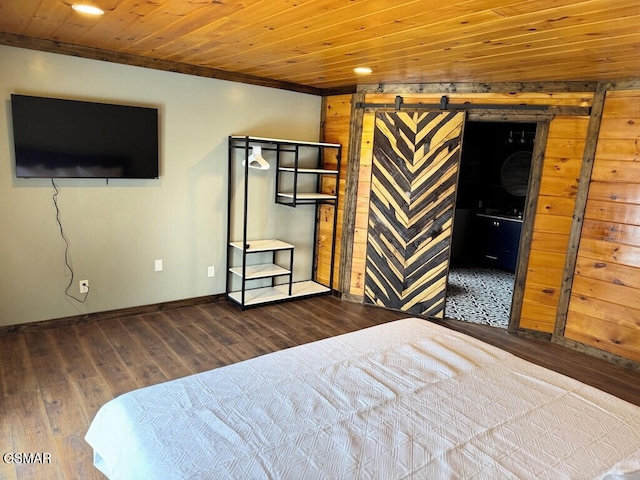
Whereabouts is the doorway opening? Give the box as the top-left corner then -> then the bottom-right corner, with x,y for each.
446,121 -> 537,328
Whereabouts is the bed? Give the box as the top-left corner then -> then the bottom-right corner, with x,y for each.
85,318 -> 640,479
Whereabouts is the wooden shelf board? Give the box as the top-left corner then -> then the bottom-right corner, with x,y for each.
279,167 -> 339,174
228,280 -> 330,306
229,239 -> 294,252
277,192 -> 337,200
229,263 -> 291,279
229,136 -> 340,148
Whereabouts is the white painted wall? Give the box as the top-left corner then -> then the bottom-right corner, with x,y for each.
0,45 -> 322,327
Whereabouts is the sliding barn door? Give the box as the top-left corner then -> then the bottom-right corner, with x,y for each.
364,111 -> 465,317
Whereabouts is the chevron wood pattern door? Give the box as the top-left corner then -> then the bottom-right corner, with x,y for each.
364,111 -> 465,317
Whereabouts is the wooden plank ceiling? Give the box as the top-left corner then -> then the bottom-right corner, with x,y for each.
0,0 -> 639,94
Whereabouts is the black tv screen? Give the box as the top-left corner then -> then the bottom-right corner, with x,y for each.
11,94 -> 159,179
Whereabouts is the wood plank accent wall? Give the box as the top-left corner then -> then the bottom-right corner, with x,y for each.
564,90 -> 640,362
317,94 -> 352,288
518,115 -> 591,332
348,92 -> 593,327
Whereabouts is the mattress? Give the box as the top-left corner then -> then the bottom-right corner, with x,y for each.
85,318 -> 640,479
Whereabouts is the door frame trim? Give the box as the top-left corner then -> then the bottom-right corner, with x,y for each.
444,115 -> 550,332
507,120 -> 550,333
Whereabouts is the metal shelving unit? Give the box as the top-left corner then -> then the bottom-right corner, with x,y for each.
226,136 -> 341,308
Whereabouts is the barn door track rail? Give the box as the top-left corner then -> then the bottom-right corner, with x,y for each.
355,95 -> 591,116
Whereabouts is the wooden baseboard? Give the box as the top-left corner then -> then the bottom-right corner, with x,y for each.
516,327 -> 553,341
552,334 -> 640,373
0,294 -> 226,335
340,292 -> 364,303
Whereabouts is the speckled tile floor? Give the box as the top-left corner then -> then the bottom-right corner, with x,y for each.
445,267 -> 515,329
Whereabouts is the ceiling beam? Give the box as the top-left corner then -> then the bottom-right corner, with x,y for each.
0,32 -> 323,96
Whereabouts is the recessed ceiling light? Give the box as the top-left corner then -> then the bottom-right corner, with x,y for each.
354,67 -> 373,75
72,4 -> 105,15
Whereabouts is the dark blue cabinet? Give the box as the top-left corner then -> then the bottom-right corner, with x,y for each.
477,214 -> 522,272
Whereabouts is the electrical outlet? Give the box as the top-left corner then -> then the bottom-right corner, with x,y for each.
79,280 -> 89,294
207,266 -> 215,277
155,259 -> 163,272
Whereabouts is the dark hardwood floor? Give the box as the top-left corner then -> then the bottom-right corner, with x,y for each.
2,295 -> 640,480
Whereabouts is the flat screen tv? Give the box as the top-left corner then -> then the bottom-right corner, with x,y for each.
11,94 -> 159,179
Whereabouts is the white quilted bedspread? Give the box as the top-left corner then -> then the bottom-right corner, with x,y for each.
85,318 -> 640,479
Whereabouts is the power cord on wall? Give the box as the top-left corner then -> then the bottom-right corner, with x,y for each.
51,179 -> 89,303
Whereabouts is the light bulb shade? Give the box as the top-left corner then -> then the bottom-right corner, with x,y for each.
242,146 -> 270,170
520,131 -> 527,144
